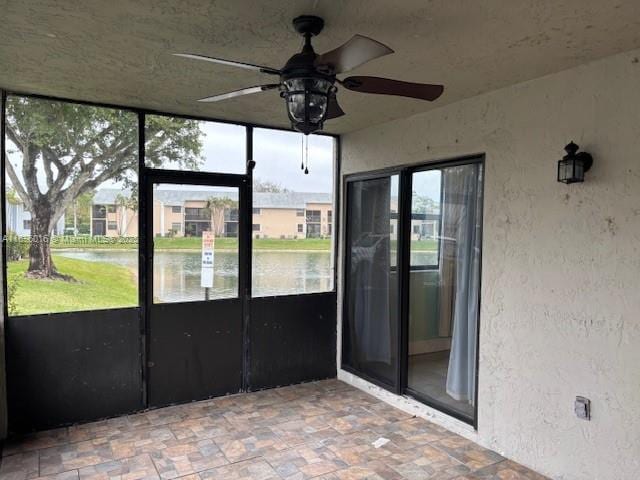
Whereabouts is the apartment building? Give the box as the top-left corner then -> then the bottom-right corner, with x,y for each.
91,189 -> 333,239
389,199 -> 441,241
251,193 -> 332,239
5,201 -> 65,236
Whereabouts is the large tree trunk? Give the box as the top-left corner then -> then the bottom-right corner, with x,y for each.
27,214 -> 56,278
26,203 -> 72,280
214,209 -> 225,237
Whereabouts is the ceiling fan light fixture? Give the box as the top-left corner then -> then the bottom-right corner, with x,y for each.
282,77 -> 334,135
175,14 -> 444,141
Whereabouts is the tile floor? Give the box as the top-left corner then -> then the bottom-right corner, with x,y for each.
0,380 -> 547,480
408,352 -> 474,418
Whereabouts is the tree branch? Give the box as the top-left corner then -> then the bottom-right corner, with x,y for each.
42,145 -> 66,172
4,158 -> 32,210
56,144 -> 136,209
18,140 -> 42,200
42,149 -> 56,191
4,122 -> 24,152
5,123 -> 39,207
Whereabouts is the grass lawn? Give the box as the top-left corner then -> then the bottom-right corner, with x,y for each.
390,239 -> 439,251
50,236 -> 335,251
7,256 -> 137,316
49,235 -> 138,249
7,236 -> 437,315
48,236 -> 439,251
153,237 -> 333,251
410,239 -> 439,251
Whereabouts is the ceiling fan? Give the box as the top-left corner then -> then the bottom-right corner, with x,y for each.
174,15 -> 444,135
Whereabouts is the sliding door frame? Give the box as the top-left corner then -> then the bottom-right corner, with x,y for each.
342,154 -> 484,428
341,168 -> 404,393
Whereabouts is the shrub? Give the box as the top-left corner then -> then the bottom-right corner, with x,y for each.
6,231 -> 29,261
7,273 -> 22,316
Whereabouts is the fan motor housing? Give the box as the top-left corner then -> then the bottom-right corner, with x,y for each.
282,15 -> 333,83
281,53 -> 333,83
292,15 -> 324,36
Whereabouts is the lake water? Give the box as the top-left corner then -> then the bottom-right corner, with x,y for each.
56,249 -> 334,302
56,249 -> 437,302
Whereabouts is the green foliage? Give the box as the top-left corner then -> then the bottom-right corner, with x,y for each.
254,178 -> 290,193
6,188 -> 21,205
7,272 -> 22,316
412,192 -> 439,213
5,230 -> 30,261
7,97 -> 138,188
204,196 -> 238,235
6,97 -> 204,197
45,236 -> 334,251
144,115 -> 204,170
152,237 -> 332,251
204,196 -> 237,210
115,192 -> 137,212
64,191 -> 94,233
5,95 -> 204,275
6,256 -> 137,316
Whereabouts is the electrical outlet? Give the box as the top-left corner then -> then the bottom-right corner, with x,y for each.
575,396 -> 591,420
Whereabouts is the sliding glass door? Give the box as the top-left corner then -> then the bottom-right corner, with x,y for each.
342,175 -> 399,388
406,162 -> 483,422
343,157 -> 484,425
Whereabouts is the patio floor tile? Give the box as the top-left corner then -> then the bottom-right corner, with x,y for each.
1,380 -> 546,480
150,438 -> 228,479
0,451 -> 39,480
199,458 -> 280,480
77,453 -> 158,480
453,459 -> 549,479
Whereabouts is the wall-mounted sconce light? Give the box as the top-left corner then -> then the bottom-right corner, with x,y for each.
557,141 -> 593,184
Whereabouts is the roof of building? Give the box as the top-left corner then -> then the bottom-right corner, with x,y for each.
92,188 -> 331,209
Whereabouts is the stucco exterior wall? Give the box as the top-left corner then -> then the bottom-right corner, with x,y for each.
306,203 -> 333,237
103,206 -> 138,237
162,206 -> 184,236
253,208 -> 303,239
338,48 -> 640,480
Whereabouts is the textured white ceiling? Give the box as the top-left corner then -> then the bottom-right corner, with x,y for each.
1,0 -> 639,133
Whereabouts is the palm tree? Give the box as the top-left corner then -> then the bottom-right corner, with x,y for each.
114,193 -> 138,236
204,196 -> 237,237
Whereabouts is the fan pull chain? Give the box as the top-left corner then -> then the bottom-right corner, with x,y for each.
304,135 -> 309,175
300,134 -> 305,170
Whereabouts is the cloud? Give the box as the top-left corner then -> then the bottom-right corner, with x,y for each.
6,118 -> 335,197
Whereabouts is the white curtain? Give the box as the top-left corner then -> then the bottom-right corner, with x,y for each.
445,164 -> 483,404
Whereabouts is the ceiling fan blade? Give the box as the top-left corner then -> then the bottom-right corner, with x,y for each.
326,95 -> 345,120
315,35 -> 393,74
173,53 -> 281,75
198,84 -> 280,103
342,76 -> 444,101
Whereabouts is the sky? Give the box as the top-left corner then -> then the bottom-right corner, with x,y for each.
389,170 -> 441,206
6,119 -> 336,196
6,107 -> 437,202
151,122 -> 335,193
253,128 -> 334,193
412,170 -> 441,204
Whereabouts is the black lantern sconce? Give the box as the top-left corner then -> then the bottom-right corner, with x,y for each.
557,142 -> 593,184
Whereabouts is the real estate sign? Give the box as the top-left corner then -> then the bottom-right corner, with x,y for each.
201,231 -> 214,288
